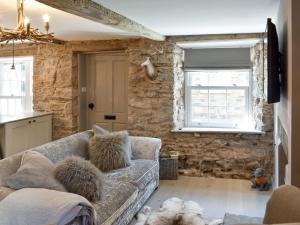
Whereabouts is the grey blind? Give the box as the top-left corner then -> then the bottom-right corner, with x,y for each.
184,48 -> 250,68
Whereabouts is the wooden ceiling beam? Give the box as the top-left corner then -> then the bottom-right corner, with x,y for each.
35,0 -> 166,41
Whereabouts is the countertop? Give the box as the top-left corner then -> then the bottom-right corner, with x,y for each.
0,112 -> 53,125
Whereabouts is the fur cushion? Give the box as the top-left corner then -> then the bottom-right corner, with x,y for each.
88,130 -> 131,172
92,125 -> 132,159
6,151 -> 65,192
54,156 -> 104,202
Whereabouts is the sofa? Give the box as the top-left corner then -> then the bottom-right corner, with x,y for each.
0,130 -> 162,225
224,185 -> 300,225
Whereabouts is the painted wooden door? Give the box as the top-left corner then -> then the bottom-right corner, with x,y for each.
86,53 -> 128,132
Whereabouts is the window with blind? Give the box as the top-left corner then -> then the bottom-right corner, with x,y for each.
185,69 -> 251,128
0,57 -> 33,115
184,48 -> 253,129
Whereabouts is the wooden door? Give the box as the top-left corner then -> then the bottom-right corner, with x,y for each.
86,53 -> 128,132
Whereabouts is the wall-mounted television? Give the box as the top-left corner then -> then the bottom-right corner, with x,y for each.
264,18 -> 281,104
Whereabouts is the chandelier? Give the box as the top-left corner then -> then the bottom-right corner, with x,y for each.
0,0 -> 54,43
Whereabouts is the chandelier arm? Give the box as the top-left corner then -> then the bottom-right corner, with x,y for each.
17,0 -> 24,27
0,0 -> 61,44
0,38 -> 7,43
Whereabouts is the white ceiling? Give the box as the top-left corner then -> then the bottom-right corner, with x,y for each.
95,0 -> 280,36
0,0 -> 280,41
0,0 -> 136,41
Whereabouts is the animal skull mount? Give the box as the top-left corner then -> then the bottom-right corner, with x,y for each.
141,57 -> 157,80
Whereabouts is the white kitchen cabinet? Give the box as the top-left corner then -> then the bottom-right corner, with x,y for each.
0,113 -> 52,158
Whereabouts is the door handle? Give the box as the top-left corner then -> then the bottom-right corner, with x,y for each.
88,103 -> 95,110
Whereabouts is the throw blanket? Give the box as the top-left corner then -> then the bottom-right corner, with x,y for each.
0,188 -> 96,225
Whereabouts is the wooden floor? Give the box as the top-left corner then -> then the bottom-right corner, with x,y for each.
131,176 -> 271,224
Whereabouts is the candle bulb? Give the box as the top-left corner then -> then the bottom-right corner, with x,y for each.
24,17 -> 30,34
43,14 -> 50,33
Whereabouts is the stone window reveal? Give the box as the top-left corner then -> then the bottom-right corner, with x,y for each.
173,38 -> 272,133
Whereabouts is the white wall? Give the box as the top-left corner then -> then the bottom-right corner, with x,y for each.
290,0 -> 300,187
275,0 -> 300,187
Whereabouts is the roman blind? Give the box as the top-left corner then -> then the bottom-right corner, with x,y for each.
184,48 -> 251,68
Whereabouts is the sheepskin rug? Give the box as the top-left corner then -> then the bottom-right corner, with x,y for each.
135,198 -> 222,225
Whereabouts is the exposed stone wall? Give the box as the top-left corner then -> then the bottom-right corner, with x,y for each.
0,34 -> 274,179
129,38 -> 274,176
33,44 -> 77,139
173,45 -> 185,130
251,41 -> 274,132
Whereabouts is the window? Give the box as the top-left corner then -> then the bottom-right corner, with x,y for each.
0,57 -> 33,115
185,69 -> 251,129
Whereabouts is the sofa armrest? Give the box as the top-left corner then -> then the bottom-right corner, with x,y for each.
130,136 -> 161,161
263,185 -> 300,224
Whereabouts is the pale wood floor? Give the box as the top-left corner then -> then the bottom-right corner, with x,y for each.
131,176 -> 272,224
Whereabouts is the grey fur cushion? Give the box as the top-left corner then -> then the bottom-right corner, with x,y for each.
88,131 -> 131,172
54,156 -> 104,202
6,151 -> 65,191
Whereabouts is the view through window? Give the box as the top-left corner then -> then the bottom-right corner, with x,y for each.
185,69 -> 251,129
0,57 -> 33,115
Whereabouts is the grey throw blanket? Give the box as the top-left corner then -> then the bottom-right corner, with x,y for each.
0,188 -> 96,225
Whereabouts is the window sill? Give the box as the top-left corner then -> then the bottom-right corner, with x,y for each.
171,127 -> 265,134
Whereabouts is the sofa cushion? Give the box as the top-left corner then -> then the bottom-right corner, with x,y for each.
106,159 -> 158,191
92,124 -> 109,135
0,153 -> 23,186
54,156 -> 104,202
6,151 -> 65,191
88,131 -> 131,172
93,178 -> 138,225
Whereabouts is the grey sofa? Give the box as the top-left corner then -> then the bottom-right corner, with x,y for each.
0,130 -> 162,225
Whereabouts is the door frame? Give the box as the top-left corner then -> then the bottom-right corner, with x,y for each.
77,50 -> 129,131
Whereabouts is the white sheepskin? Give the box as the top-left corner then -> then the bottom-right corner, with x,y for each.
135,197 -> 218,225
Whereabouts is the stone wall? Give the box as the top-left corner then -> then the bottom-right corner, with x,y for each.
0,34 -> 274,179
251,41 -> 274,132
173,45 -> 185,130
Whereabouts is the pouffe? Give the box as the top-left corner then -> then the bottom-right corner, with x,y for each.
223,213 -> 263,225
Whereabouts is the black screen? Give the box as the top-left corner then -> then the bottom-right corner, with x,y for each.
266,18 -> 281,103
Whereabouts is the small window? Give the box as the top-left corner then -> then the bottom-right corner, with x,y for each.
0,57 -> 33,115
185,69 -> 251,129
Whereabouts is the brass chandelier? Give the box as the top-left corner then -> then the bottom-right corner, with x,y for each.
0,0 -> 54,43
